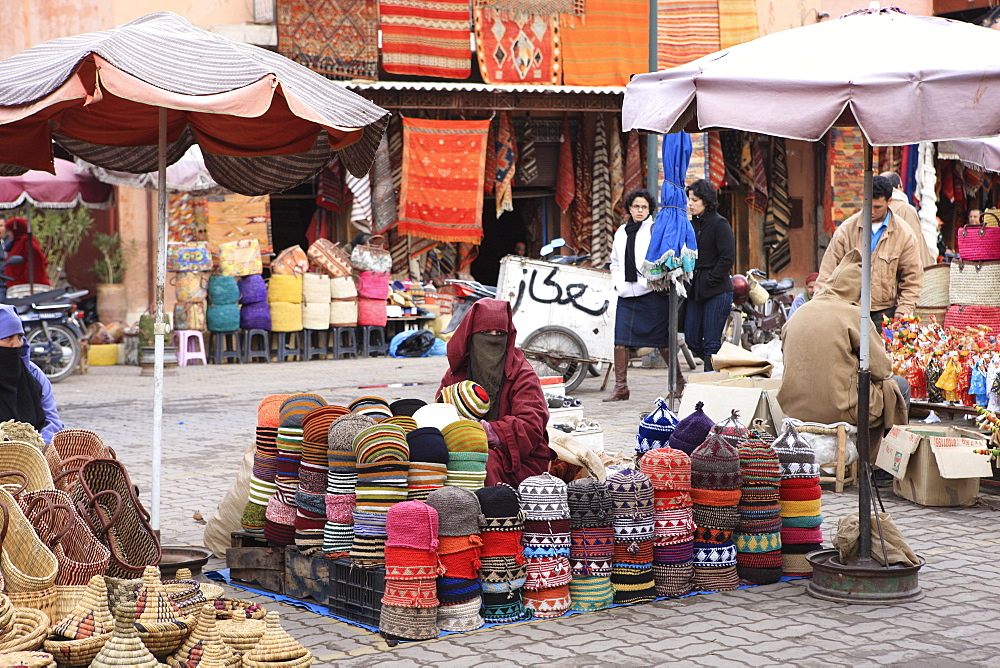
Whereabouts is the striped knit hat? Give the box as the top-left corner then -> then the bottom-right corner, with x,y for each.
383,416 -> 418,434
522,584 -> 572,619
441,420 -> 489,454
280,394 -> 328,428
425,487 -> 483,537
690,432 -> 743,491
635,397 -> 679,456
258,394 -> 291,429
568,575 -> 615,612
350,396 -> 392,421
638,446 -> 692,492
605,468 -> 655,520
713,410 -> 750,450
737,433 -> 781,487
406,427 -> 450,464
301,406 -> 349,469
518,473 -> 570,521
386,500 -> 439,551
439,381 -> 491,420
353,424 -> 409,463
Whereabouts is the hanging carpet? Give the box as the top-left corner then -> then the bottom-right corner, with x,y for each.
398,117 -> 491,244
495,111 -> 518,216
707,132 -> 726,189
766,137 -> 791,273
561,0 -> 648,86
657,0 -> 720,69
473,0 -> 584,16
556,114 -> 575,213
610,116 -> 624,220
475,9 -> 561,85
316,157 -> 342,213
380,0 -> 473,79
718,0 -> 759,49
572,114 -> 592,255
371,135 -> 398,234
624,130 -> 642,201
825,127 -> 865,236
484,116 -> 498,196
590,114 -> 612,268
345,172 -> 372,233
519,121 -> 540,184
276,0 -> 379,80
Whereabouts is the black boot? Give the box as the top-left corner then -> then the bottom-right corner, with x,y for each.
702,356 -> 714,372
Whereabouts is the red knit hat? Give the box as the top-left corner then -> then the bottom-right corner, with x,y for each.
386,500 -> 439,551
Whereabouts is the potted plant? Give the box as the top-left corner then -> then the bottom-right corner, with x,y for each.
24,206 -> 94,286
91,232 -> 135,324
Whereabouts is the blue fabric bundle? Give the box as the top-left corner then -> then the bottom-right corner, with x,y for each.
208,274 -> 240,305
238,274 -> 268,305
207,303 -> 241,332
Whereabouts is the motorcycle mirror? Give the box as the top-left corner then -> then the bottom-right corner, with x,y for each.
3,255 -> 24,266
549,238 -> 566,249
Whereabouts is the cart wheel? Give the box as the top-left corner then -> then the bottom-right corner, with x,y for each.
723,310 -> 743,347
521,326 -> 589,393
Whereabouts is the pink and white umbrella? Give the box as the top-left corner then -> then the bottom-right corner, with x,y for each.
0,158 -> 112,209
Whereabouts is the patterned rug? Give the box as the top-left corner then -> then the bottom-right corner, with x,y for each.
474,8 -> 561,85
371,135 -> 398,234
624,130 -> 642,201
276,0 -> 378,80
610,116 -> 624,219
556,114 -> 575,213
718,0 -> 759,50
825,127 -> 865,235
766,137 -> 791,273
398,117 -> 491,244
473,0 -> 584,16
495,111 -> 517,216
168,192 -> 208,243
658,0 -> 720,69
381,0 -> 473,79
561,0 -> 648,86
590,114 -> 612,268
571,114 -> 592,254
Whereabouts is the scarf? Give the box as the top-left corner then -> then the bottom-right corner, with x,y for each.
468,332 -> 507,422
0,347 -> 45,431
623,217 -> 645,284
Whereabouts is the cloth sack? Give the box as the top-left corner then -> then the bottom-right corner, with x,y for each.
710,341 -> 773,378
832,512 -> 919,567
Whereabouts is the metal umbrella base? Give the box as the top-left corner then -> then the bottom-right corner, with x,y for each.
805,549 -> 924,604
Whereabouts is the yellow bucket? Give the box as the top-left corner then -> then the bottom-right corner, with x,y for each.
88,344 -> 119,366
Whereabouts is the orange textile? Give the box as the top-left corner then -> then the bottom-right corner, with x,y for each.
560,0 -> 648,87
380,0 -> 473,79
397,117 -> 491,244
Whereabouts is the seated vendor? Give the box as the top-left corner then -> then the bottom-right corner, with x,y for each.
778,250 -> 908,461
0,304 -> 63,443
438,298 -> 554,486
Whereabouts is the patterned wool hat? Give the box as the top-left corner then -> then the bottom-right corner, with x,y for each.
568,575 -> 615,612
738,433 -> 781,488
569,526 -> 614,577
413,403 -> 460,432
425,487 -> 483,537
353,424 -> 409,463
441,420 -> 489,454
328,414 -> 376,462
301,406 -> 349,467
407,462 -> 448,500
638,446 -> 692,492
635,397 -> 679,456
437,577 -> 483,605
522,583 -> 572,619
258,394 -> 291,429
518,473 -> 570,521
383,415 -> 418,434
668,401 -> 716,455
566,478 -> 613,529
523,555 -> 572,591
653,561 -> 694,597
475,485 -> 522,520
378,604 -> 439,641
384,545 -> 439,580
280,394 -> 328,428
773,420 -> 820,478
445,469 -> 488,490
385,500 -> 439,551
390,398 -> 427,417
382,578 -> 439,608
736,550 -> 783,585
481,590 -> 533,623
610,567 -> 656,605
605,469 -> 655,521
437,596 -> 485,632
713,410 -> 750,451
690,432 -> 743,491
349,396 -> 392,421
406,427 -> 450,464
439,381 -> 492,420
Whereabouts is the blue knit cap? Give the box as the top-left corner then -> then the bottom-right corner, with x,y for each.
0,305 -> 24,339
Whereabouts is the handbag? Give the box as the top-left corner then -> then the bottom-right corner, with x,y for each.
167,242 -> 212,273
218,239 -> 263,277
272,245 -> 310,276
172,272 -> 207,303
350,235 -> 392,273
357,271 -> 391,300
918,264 -> 949,308
173,302 -> 206,331
358,298 -> 388,327
307,239 -> 353,278
330,275 -> 358,300
949,259 -> 1000,306
957,215 -> 1000,261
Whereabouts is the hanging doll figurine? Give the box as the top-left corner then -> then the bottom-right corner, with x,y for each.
936,353 -> 960,404
926,354 -> 944,404
987,354 -> 1000,412
970,356 -> 989,408
906,353 -> 927,402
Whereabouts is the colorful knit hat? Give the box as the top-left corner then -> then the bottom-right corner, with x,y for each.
407,461 -> 448,500
425,487 -> 483,536
378,604 -> 439,641
605,468 -> 655,520
518,472 -> 570,521
280,394 -> 328,428
690,432 -> 743,491
406,427 -> 450,464
569,575 -> 615,611
738,433 -> 781,487
482,590 -> 533,623
258,394 -> 291,429
328,413 -> 376,452
439,381 -> 491,420
441,420 -> 489,454
713,410 -> 750,450
349,396 -> 392,421
390,398 -> 427,417
353,424 -> 409,463
412,403 -> 460,431
385,500 -> 439,551
437,596 -> 484,632
638,446 -> 692,492
566,478 -> 613,529
668,401 -> 716,455
383,415 -> 418,433
635,397 -> 679,456
773,420 -> 819,478
523,584 -> 572,619
475,484 -> 522,520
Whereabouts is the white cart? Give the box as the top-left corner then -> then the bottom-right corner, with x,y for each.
496,256 -> 616,392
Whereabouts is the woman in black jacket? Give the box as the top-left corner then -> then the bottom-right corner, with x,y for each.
685,179 -> 734,372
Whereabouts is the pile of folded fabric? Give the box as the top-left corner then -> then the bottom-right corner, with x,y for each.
351,423 -> 410,568
266,393 -> 327,547
734,424 -> 784,585
774,420 -> 822,577
518,472 -> 572,618
607,468 -> 657,604
475,485 -> 533,623
566,478 -> 614,612
635,397 -> 679,459
690,427 -> 743,592
380,500 -> 441,641
426,487 -> 485,631
406,427 -> 449,501
323,413 -> 375,558
442,420 -> 489,491
242,394 -> 289,534
640,445 -> 695,597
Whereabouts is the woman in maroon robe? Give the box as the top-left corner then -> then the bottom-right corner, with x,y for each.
438,298 -> 553,486
5,217 -> 49,287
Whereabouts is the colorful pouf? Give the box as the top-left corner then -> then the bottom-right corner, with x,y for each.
640,445 -> 694,598
668,401 -> 716,455
734,423 -> 783,585
774,420 -> 823,577
635,397 -> 679,458
606,469 -> 656,605
380,500 -> 441,641
690,425 -> 743,593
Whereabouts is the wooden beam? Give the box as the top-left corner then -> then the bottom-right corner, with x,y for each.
934,0 -> 993,16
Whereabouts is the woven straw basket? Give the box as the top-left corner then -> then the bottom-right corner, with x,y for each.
210,598 -> 267,620
0,442 -> 55,493
0,607 -> 49,653
914,306 -> 947,324
0,488 -> 58,595
19,490 -> 111,586
90,576 -> 160,668
944,304 -> 1000,332
216,615 -> 266,653
45,575 -> 114,667
949,259 -> 1000,306
240,612 -> 313,667
0,651 -> 55,667
165,603 -> 239,668
918,264 -> 950,307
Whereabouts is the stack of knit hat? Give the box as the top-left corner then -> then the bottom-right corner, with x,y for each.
438,381 -> 491,420
518,473 -> 572,618
265,393 -> 327,547
350,396 -> 392,421
294,405 -> 348,554
380,500 -> 441,641
733,423 -> 783,584
442,420 -> 489,490
475,485 -> 532,623
635,397 -> 679,459
351,423 -> 410,568
607,469 -> 657,604
639,446 -> 695,597
322,413 -> 375,558
241,394 -> 289,534
425,487 -> 485,631
773,420 -> 822,577
690,424 -> 743,592
406,427 -> 449,500
668,401 -> 716,455
566,478 -> 614,612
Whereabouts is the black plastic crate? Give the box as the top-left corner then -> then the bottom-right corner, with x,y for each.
328,558 -> 385,628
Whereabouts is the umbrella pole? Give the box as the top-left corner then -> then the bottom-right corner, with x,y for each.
27,202 -> 34,295
151,108 -> 167,533
855,140 -> 874,566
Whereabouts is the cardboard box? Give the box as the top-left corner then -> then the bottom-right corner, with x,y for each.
875,426 -> 922,480
679,374 -> 785,436
890,426 -> 991,507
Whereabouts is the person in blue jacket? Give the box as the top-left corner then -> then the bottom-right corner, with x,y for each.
0,304 -> 63,443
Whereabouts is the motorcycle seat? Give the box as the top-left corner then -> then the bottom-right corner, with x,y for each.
2,288 -> 68,305
760,278 -> 793,294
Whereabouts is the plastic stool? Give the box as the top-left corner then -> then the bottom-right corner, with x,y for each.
357,325 -> 388,358
242,329 -> 270,363
271,331 -> 303,362
303,329 -> 329,361
171,330 -> 207,367
330,327 -> 358,359
210,331 -> 242,364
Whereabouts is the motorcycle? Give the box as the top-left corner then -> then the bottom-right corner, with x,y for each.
539,238 -> 591,266
724,268 -> 794,350
1,255 -> 88,382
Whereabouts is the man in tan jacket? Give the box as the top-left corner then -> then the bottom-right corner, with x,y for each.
880,171 -> 934,268
818,175 -> 923,329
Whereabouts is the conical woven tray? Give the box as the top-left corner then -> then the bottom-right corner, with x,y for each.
240,612 -> 312,666
172,570 -> 225,602
89,577 -> 162,668
0,650 -> 55,667
0,609 -> 50,653
165,603 -> 239,668
51,575 -> 114,639
216,615 -> 266,653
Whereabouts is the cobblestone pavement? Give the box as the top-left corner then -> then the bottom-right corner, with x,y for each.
53,357 -> 1000,667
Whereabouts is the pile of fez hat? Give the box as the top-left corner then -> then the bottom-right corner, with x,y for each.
606,468 -> 656,604
734,422 -> 784,584
242,394 -> 288,534
566,478 -> 614,611
476,484 -> 532,622
426,486 -> 485,631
